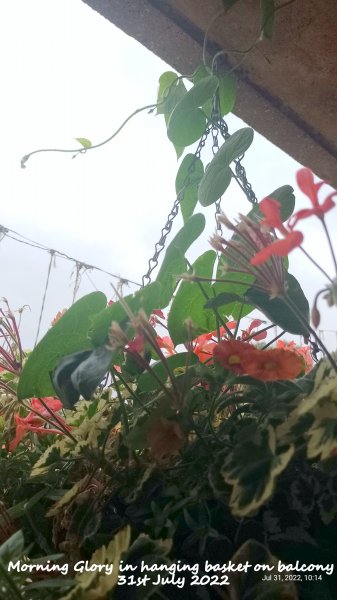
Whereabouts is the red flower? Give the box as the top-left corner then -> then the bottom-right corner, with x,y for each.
259,197 -> 287,232
251,231 -> 303,265
250,198 -> 303,266
288,168 -> 336,228
156,335 -> 176,356
9,397 -> 70,452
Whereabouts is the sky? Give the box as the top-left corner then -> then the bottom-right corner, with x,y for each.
1,0 -> 336,350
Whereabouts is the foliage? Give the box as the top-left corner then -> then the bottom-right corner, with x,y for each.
5,5 -> 337,598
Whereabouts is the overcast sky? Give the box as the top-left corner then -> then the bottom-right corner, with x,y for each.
1,0 -> 336,350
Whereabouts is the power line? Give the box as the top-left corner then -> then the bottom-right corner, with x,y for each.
0,223 -> 141,288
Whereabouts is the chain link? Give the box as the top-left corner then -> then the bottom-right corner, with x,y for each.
210,95 -> 223,237
217,119 -> 258,205
141,126 -> 211,287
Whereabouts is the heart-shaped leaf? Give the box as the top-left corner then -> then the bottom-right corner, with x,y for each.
168,250 -> 217,345
167,76 -> 219,147
245,273 -> 310,336
198,127 -> 254,206
175,154 -> 204,222
18,292 -> 107,400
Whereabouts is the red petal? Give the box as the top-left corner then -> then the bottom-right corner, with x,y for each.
296,168 -> 317,205
259,197 -> 283,229
248,319 -> 264,333
250,231 -> 303,265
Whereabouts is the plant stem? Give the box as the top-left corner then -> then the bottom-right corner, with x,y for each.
320,217 -> 337,278
299,246 -> 334,283
185,260 -> 234,339
111,370 -> 129,434
283,294 -> 337,373
113,369 -> 151,415
262,330 -> 286,349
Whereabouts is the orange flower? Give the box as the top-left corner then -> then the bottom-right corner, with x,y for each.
213,339 -> 256,374
147,417 -> 185,460
213,340 -> 303,380
276,339 -> 313,372
242,347 -> 303,380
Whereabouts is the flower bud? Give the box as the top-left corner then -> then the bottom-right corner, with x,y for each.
311,305 -> 321,328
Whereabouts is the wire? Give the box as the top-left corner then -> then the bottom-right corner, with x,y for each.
0,223 -> 141,287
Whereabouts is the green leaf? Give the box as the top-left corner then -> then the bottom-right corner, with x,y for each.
198,127 -> 254,206
157,71 -> 187,159
157,71 -> 186,118
221,425 -> 294,516
204,292 -> 242,309
212,263 -> 255,320
156,213 -> 206,290
156,247 -> 187,308
175,154 -> 204,222
138,352 -> 199,392
168,250 -> 217,345
198,164 -> 231,207
218,73 -> 237,115
261,0 -> 275,39
18,292 -> 107,400
89,282 -> 162,347
0,530 -> 24,561
167,76 -> 219,147
26,579 -> 75,590
248,185 -> 295,224
75,137 -> 92,148
245,273 -> 310,336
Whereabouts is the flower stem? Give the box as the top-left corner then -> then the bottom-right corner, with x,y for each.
299,246 -> 333,283
283,294 -> 337,373
320,217 -> 337,278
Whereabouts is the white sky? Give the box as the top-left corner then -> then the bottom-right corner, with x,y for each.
1,0 -> 336,350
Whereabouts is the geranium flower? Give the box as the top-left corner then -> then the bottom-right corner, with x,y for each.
213,340 -> 303,380
242,347 -> 303,380
213,339 -> 257,374
288,168 -> 336,228
250,198 -> 303,266
276,339 -> 313,372
9,397 -> 70,452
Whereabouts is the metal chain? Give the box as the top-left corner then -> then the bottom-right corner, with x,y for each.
217,118 -> 258,204
141,126 -> 211,287
210,94 -> 223,236
142,103 -> 258,286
